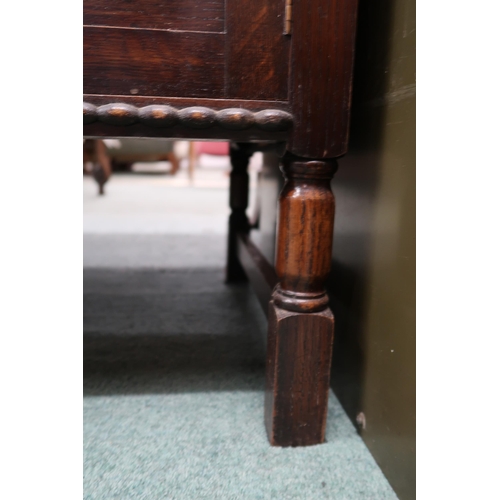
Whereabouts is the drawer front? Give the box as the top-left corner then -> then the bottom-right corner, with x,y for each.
83,0 -> 290,101
84,28 -> 224,98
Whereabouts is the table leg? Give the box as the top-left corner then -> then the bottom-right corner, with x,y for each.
226,143 -> 253,283
265,155 -> 337,446
84,139 -> 112,195
188,142 -> 196,183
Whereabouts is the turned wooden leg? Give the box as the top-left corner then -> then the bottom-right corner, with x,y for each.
167,151 -> 180,175
92,140 -> 112,195
226,143 -> 253,283
265,155 -> 338,447
188,142 -> 197,183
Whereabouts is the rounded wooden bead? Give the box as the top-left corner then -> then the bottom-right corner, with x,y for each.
83,102 -> 295,132
255,110 -> 293,131
273,287 -> 330,313
217,108 -> 255,130
83,102 -> 98,124
273,158 -> 336,314
97,103 -> 138,126
138,105 -> 178,127
282,158 -> 338,180
178,107 -> 216,128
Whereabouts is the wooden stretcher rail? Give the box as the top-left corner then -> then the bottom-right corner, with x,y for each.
236,233 -> 278,316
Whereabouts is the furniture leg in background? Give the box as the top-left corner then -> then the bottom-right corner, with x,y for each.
265,156 -> 337,447
83,139 -> 112,195
167,152 -> 180,175
226,143 -> 253,283
188,142 -> 197,184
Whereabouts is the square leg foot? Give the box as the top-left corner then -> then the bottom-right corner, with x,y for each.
265,300 -> 334,447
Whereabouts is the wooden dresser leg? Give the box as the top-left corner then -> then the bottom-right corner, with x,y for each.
265,156 -> 337,447
226,143 -> 253,283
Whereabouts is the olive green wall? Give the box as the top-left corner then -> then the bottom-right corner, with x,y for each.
328,0 -> 415,497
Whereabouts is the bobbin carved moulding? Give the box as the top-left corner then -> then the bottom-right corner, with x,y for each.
83,0 -> 359,155
83,0 -> 295,141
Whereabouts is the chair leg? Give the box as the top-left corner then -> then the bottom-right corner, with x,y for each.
167,152 -> 180,175
92,140 -> 112,195
265,155 -> 338,447
188,142 -> 197,184
225,143 -> 253,283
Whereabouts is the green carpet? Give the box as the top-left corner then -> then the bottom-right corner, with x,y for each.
84,267 -> 397,499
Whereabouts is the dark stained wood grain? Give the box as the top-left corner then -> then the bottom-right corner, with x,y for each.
264,156 -> 337,446
84,0 -> 225,33
274,157 -> 337,312
265,302 -> 334,447
83,27 -> 224,98
226,0 -> 290,100
83,0 -> 359,156
288,0 -> 359,158
237,233 -> 278,315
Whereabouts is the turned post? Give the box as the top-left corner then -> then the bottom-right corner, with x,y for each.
226,143 -> 253,283
265,155 -> 337,447
83,139 -> 112,195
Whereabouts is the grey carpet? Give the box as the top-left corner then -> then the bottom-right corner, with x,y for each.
84,267 -> 398,499
84,235 -> 227,269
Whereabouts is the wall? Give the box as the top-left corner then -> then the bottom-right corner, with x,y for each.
328,0 -> 416,497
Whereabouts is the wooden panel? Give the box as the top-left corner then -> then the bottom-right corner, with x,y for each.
288,0 -> 359,158
226,0 -> 290,100
83,27 -> 224,98
84,0 -> 225,33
